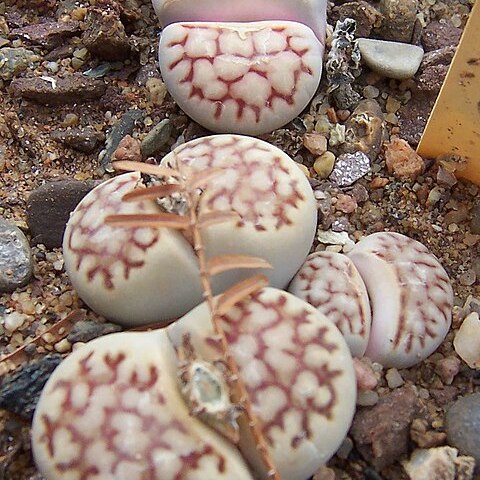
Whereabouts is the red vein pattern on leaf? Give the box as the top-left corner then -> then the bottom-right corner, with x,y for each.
167,24 -> 313,122
38,348 -> 227,480
220,291 -> 342,449
65,174 -> 160,290
298,254 -> 368,337
171,136 -> 305,231
373,233 -> 453,352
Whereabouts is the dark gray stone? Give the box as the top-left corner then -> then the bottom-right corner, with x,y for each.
51,127 -> 105,153
446,393 -> 480,463
141,119 -> 172,158
0,354 -> 62,420
27,180 -> 98,249
67,320 -> 122,344
0,47 -> 40,80
0,219 -> 32,293
98,108 -> 144,171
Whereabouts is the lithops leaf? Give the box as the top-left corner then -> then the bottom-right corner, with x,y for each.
348,232 -> 453,368
63,172 -> 202,327
168,287 -> 357,480
288,251 -> 371,358
32,331 -> 254,480
198,211 -> 240,229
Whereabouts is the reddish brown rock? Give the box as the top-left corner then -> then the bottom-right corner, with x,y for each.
351,384 -> 423,470
398,93 -> 436,146
82,2 -> 131,60
422,21 -> 462,52
375,0 -> 417,43
9,21 -> 81,49
9,74 -> 106,105
384,137 -> 425,180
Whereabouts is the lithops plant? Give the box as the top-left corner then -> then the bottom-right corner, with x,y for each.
63,134 -> 316,327
32,288 -> 356,480
288,251 -> 371,358
152,0 -> 328,40
348,232 -> 453,368
154,0 -> 326,134
289,232 -> 453,368
159,21 -> 323,135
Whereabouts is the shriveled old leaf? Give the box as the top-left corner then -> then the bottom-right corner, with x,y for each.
0,310 -> 86,376
112,160 -> 181,179
105,213 -> 190,229
188,167 -> 225,190
198,211 -> 240,229
123,184 -> 183,202
207,255 -> 272,276
215,274 -> 269,316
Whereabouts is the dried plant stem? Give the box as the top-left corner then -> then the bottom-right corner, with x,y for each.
182,183 -> 280,480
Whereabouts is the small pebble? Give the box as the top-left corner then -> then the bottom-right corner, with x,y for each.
146,78 -> 168,106
314,151 -> 336,179
3,312 -> 28,332
141,119 -> 172,158
0,219 -> 33,293
303,133 -> 328,156
353,358 -> 378,391
446,393 -> 480,463
453,312 -> 480,368
54,338 -> 72,353
384,137 -> 425,181
386,368 -> 404,388
363,85 -> 380,98
470,202 -> 480,234
435,356 -> 461,385
459,269 -> 476,286
402,446 -> 468,480
329,151 -> 371,186
335,194 -> 357,213
0,47 -> 40,80
357,390 -> 379,406
336,437 -> 354,459
358,38 -> 424,80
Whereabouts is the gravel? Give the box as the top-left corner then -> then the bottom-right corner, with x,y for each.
0,0 -> 478,478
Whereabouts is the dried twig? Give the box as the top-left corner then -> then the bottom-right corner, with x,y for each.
109,158 -> 280,479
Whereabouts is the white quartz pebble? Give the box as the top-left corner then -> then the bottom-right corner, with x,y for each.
453,312 -> 480,369
357,38 -> 424,80
159,21 -> 323,135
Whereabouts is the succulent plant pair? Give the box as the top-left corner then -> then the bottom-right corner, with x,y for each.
32,135 -> 357,480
